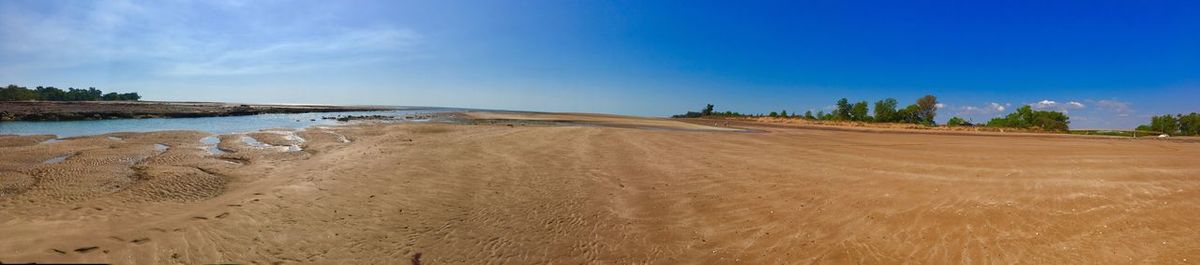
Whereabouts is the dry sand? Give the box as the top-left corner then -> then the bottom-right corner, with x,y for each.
1,112 -> 1198,264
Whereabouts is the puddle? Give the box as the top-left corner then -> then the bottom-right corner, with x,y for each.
43,154 -> 72,164
241,136 -> 271,148
107,136 -> 123,141
200,136 -> 226,155
243,134 -> 304,152
41,138 -> 65,144
154,143 -> 169,153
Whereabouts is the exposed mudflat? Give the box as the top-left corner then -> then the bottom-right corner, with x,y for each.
1,112 -> 1198,264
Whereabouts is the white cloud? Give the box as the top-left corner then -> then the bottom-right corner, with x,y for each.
957,102 -> 1009,115
935,103 -> 945,109
1032,100 -> 1058,110
989,102 -> 1006,112
1031,99 -> 1085,111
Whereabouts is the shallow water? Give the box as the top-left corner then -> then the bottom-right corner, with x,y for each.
0,108 -> 452,138
154,143 -> 169,153
199,136 -> 226,155
43,154 -> 72,164
241,136 -> 271,148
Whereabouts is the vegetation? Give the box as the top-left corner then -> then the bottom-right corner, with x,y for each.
672,95 -> 943,126
834,98 -> 852,120
1138,113 -> 1200,136
984,105 -> 1070,131
872,98 -> 899,122
1,84 -> 141,101
946,116 -> 970,127
850,101 -> 870,121
915,95 -> 939,125
1069,130 -> 1162,137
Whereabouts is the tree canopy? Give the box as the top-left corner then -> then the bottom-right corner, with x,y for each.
985,105 -> 1070,131
873,98 -> 898,122
1,84 -> 141,101
1140,113 -> 1200,136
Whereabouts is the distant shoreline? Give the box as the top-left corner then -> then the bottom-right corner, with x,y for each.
0,101 -> 401,122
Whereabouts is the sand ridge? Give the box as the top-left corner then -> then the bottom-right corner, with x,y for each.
1,112 -> 1199,264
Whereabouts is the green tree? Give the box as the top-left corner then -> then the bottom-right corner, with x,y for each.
1,85 -> 40,101
1151,114 -> 1180,135
896,104 -> 922,124
986,105 -> 1070,131
816,110 -> 827,120
1136,124 -> 1155,132
834,98 -> 851,120
873,98 -> 898,122
769,111 -> 779,118
915,95 -> 938,125
1175,113 -> 1200,136
780,110 -> 788,118
947,117 -> 969,126
701,104 -> 714,116
850,101 -> 870,121
119,92 -> 141,101
35,86 -> 66,101
804,110 -> 815,120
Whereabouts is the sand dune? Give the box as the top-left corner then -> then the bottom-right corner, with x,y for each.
1,112 -> 1198,264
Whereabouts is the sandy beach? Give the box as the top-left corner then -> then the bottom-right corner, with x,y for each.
1,111 -> 1198,264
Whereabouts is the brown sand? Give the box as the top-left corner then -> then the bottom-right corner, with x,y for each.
1,112 -> 1198,264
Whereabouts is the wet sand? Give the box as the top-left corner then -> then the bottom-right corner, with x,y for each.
1,112 -> 1199,264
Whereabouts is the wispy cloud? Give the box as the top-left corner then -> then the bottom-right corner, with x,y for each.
164,29 -> 420,76
957,102 -> 1008,116
1092,99 -> 1131,113
0,1 -> 420,76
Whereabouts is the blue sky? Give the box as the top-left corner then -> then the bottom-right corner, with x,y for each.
1,0 -> 1197,128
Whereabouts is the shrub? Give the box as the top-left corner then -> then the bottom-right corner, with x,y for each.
947,117 -> 970,127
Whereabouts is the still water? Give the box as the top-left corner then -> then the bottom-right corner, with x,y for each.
0,108 -> 451,138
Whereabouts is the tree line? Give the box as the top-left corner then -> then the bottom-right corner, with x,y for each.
982,105 -> 1070,131
674,95 -> 942,126
0,84 -> 141,101
1137,113 -> 1200,136
675,94 -> 1074,131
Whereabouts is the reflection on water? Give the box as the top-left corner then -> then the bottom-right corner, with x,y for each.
241,136 -> 271,148
154,143 -> 169,153
199,136 -> 226,155
0,108 -> 452,138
